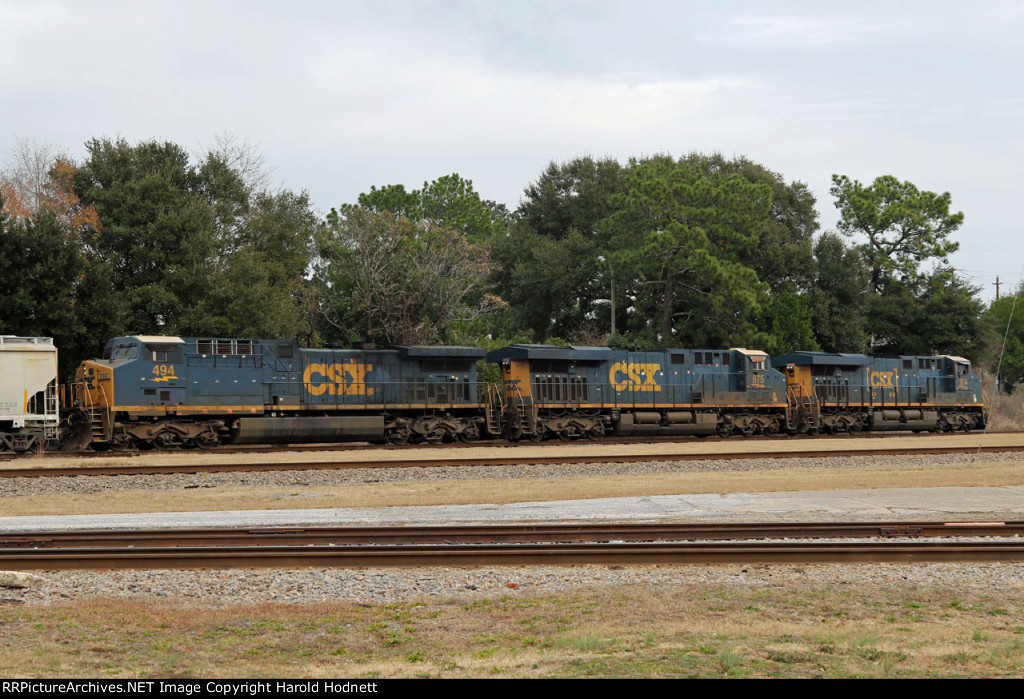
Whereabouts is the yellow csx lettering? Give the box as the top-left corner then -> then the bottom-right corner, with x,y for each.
609,362 -> 661,392
869,370 -> 897,388
303,363 -> 375,396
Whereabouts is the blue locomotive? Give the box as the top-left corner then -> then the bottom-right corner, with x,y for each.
486,344 -> 789,439
59,336 -> 987,450
71,335 -> 489,449
771,351 -> 986,434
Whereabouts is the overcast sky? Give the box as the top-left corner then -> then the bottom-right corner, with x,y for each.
2,0 -> 1021,301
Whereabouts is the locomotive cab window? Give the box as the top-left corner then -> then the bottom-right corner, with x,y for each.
146,344 -> 182,363
106,343 -> 139,361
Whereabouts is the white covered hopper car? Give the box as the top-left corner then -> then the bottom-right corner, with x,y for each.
0,336 -> 60,451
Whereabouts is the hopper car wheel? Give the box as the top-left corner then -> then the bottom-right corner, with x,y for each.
152,431 -> 182,450
526,430 -> 544,442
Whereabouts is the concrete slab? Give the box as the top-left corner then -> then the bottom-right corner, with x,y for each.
2,485 -> 1023,531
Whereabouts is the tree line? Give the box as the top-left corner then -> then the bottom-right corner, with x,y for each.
0,136 -> 1019,390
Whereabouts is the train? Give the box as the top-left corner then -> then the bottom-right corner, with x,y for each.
0,334 -> 987,452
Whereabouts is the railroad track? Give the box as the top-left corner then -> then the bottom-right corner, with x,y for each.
3,521 -> 1023,570
0,429 -> 1012,462
2,437 -> 1022,478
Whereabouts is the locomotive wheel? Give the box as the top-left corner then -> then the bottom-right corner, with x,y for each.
585,424 -> 605,441
387,427 -> 411,445
152,430 -> 181,450
716,425 -> 732,438
457,424 -> 481,443
424,430 -> 444,444
109,433 -> 135,451
196,432 -> 221,449
740,424 -> 756,438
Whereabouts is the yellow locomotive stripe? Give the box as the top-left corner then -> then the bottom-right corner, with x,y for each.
533,403 -> 790,410
114,403 -> 489,413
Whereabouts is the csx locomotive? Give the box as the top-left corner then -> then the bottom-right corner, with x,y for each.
70,336 -> 489,450
0,335 -> 988,451
487,344 -> 985,440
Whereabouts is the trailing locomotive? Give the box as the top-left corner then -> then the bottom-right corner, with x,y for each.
70,336 -> 490,450
487,344 -> 787,440
487,344 -> 986,440
0,335 -> 989,451
772,351 -> 985,434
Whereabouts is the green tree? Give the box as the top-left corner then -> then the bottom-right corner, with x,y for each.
517,156 -> 626,241
986,286 -> 1024,393
199,189 -> 318,339
73,138 -> 234,334
489,224 -> 603,341
602,157 -> 772,347
686,153 -> 818,295
830,174 -> 963,293
493,156 -> 628,342
73,137 -> 316,339
807,232 -> 871,353
829,174 -> 979,356
867,269 -> 983,359
758,292 -> 820,356
315,207 -> 497,346
357,184 -> 420,218
356,173 -> 506,244
0,202 -> 119,376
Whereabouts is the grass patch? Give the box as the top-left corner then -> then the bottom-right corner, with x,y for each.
3,583 -> 1024,678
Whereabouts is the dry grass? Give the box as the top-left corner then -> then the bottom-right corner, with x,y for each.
986,379 -> 1024,432
5,459 -> 1024,517
3,583 -> 1024,678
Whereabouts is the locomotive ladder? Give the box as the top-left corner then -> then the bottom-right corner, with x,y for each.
485,384 -> 504,436
785,382 -> 819,432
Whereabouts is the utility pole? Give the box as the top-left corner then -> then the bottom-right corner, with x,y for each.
994,276 -> 1001,301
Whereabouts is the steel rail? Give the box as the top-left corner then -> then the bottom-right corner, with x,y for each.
2,444 -> 1023,478
2,520 -> 1022,548
0,429 -> 960,462
3,541 -> 1024,570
